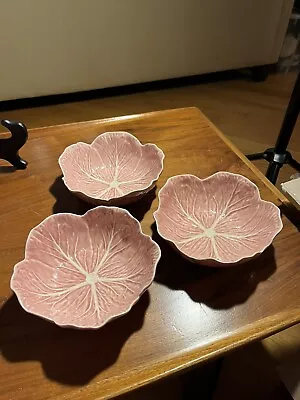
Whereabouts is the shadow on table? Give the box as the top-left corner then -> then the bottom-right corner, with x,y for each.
151,223 -> 277,310
50,175 -> 92,215
50,175 -> 156,221
280,203 -> 300,232
123,186 -> 157,221
0,165 -> 16,173
0,291 -> 150,386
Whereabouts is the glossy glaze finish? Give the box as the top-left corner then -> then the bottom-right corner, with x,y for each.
154,172 -> 283,265
1,108 -> 300,400
11,207 -> 160,329
59,131 -> 164,205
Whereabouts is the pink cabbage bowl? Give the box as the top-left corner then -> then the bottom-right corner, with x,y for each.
11,207 -> 161,329
59,131 -> 164,205
154,172 -> 283,266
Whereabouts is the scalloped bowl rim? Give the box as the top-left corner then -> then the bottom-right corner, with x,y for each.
58,131 -> 165,203
153,172 -> 283,265
10,206 -> 161,329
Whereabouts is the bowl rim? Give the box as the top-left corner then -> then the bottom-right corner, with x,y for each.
10,206 -> 161,329
153,171 -> 283,265
58,131 -> 165,203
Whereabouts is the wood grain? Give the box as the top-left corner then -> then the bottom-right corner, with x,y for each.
1,107 -> 300,400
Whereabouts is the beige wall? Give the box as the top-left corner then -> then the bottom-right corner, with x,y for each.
0,0 -> 293,101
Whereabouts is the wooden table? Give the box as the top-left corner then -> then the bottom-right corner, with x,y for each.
1,107 -> 300,400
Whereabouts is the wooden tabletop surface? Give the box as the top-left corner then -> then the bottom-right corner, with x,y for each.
1,107 -> 300,400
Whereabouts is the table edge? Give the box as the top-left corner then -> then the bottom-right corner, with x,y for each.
101,310 -> 300,400
197,110 -> 289,205
27,107 -> 199,133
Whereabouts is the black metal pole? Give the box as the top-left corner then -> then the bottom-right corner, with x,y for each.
247,71 -> 300,184
274,71 -> 300,154
266,161 -> 282,184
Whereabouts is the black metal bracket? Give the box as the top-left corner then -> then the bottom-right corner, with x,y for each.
247,148 -> 300,184
247,70 -> 300,185
0,120 -> 28,169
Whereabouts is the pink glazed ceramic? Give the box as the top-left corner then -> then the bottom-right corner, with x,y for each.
11,207 -> 161,329
59,131 -> 164,205
154,172 -> 283,266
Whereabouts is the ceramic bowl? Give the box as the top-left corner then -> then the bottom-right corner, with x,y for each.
59,131 -> 164,205
154,172 -> 283,266
11,206 -> 161,329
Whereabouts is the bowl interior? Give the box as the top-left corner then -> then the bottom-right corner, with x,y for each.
59,132 -> 164,202
11,207 -> 160,328
154,172 -> 283,264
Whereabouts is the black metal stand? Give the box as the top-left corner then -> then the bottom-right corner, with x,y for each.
247,71 -> 300,184
0,119 -> 28,169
